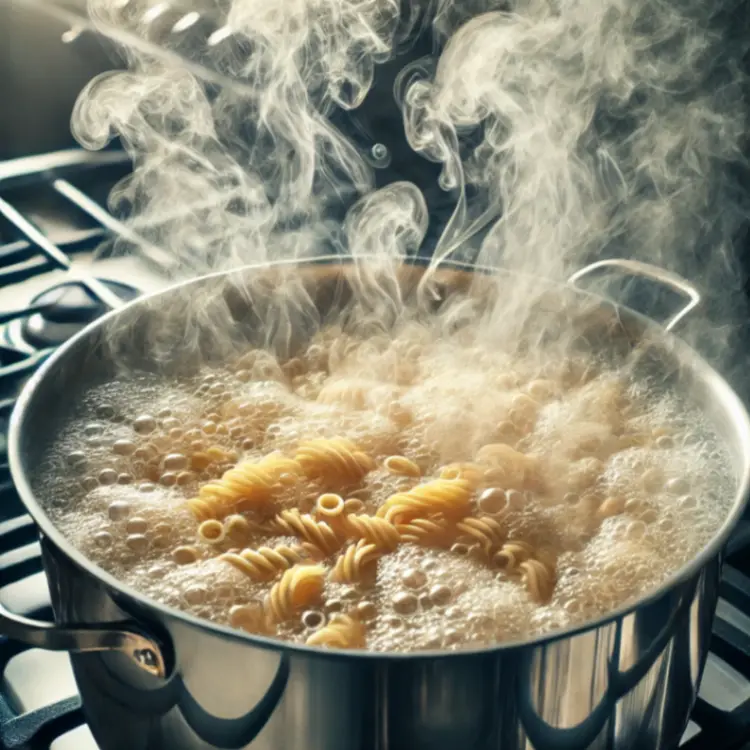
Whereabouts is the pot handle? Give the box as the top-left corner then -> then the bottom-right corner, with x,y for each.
568,259 -> 701,332
0,603 -> 168,678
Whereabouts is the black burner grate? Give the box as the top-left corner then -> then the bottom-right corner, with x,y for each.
1,150 -> 750,749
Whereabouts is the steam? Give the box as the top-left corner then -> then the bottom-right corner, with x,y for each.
71,0 -> 750,380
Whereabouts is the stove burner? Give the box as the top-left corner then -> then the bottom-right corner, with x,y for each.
21,280 -> 139,349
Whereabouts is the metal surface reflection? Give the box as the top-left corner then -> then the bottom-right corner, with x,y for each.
42,537 -> 721,750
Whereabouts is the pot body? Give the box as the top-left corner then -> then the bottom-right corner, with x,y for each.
10,260 -> 749,750
43,533 -> 718,750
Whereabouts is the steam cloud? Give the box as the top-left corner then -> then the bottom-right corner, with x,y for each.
71,0 -> 750,383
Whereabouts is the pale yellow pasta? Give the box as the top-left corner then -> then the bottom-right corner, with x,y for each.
265,564 -> 325,623
330,540 -> 381,583
456,515 -> 506,552
396,517 -> 455,547
306,614 -> 366,649
384,455 -> 421,478
315,493 -> 345,518
520,559 -> 556,603
295,437 -> 375,488
267,509 -> 343,556
439,462 -> 484,487
344,514 -> 401,552
188,453 -> 302,520
197,519 -> 225,544
376,478 -> 473,524
492,540 -> 535,570
220,544 -> 306,581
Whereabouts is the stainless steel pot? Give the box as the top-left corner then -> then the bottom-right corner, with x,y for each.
6,257 -> 750,750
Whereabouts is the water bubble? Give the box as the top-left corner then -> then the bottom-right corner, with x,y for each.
356,601 -> 377,621
325,598 -> 343,614
126,534 -> 149,553
666,478 -> 689,495
163,453 -> 187,471
80,476 -> 97,492
93,531 -> 113,548
429,584 -> 452,607
184,586 -> 208,605
392,592 -> 418,615
126,517 -> 148,534
160,472 -> 177,487
107,500 -> 130,521
66,451 -> 87,469
95,405 -> 115,420
678,494 -> 697,510
478,488 -> 506,514
117,473 -> 133,485
302,610 -> 325,629
133,415 -> 156,434
401,568 -> 427,590
98,469 -> 118,485
172,546 -> 198,565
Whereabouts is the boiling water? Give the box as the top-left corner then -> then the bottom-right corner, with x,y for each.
36,322 -> 735,652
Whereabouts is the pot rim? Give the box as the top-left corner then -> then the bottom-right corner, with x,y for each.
8,254 -> 750,660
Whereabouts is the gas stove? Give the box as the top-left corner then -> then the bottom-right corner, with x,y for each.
1,150 -> 750,750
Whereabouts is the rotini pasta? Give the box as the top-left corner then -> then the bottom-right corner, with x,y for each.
315,493 -> 345,519
330,540 -> 381,583
188,453 -> 302,520
344,514 -> 401,552
267,509 -> 343,556
265,564 -> 326,623
492,540 -> 535,570
456,515 -> 507,552
197,519 -> 225,544
376,478 -> 473,524
305,614 -> 366,649
520,559 -> 557,603
395,517 -> 455,547
221,544 -> 306,581
295,437 -> 375,488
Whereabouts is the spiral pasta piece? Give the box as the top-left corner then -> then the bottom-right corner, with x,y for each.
396,517 -> 455,547
330,540 -> 381,583
265,564 -> 325,623
456,516 -> 507,552
384,455 -> 421,478
492,540 -> 535,570
306,614 -> 366,649
520,559 -> 557,603
267,509 -> 343,556
376,478 -> 473,524
220,544 -> 306,581
295,437 -> 375,488
188,453 -> 302,520
344,514 -> 401,552
439,462 -> 484,488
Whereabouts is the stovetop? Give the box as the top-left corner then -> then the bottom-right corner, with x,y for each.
1,149 -> 750,750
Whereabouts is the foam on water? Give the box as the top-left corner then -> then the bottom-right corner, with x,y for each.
34,319 -> 736,652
